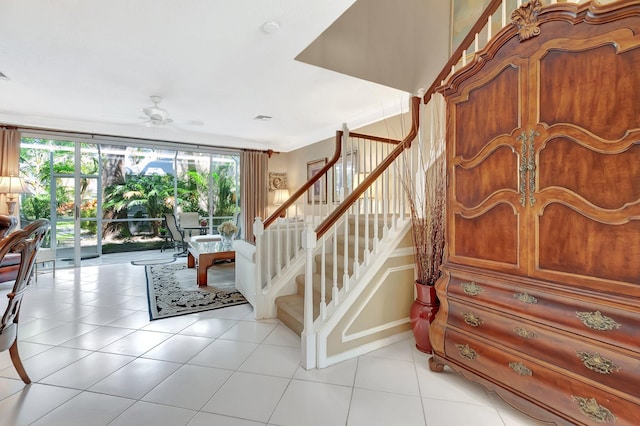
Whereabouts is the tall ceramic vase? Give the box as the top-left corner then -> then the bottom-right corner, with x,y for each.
410,282 -> 439,353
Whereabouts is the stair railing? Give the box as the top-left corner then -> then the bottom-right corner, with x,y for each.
251,127 -> 402,318
300,0 -> 535,368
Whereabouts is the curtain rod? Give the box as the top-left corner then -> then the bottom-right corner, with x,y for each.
3,122 -> 270,155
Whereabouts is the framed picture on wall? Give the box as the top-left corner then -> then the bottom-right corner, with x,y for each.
268,172 -> 287,191
307,158 -> 327,203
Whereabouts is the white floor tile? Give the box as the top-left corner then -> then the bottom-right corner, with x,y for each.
188,412 -> 266,426
218,320 -> 277,343
422,398 -> 505,426
270,379 -> 351,426
354,355 -> 420,396
347,387 -> 425,426
180,317 -> 238,338
416,364 -> 493,406
24,322 -> 99,346
141,334 -> 214,363
39,352 -> 135,389
238,344 -> 300,378
110,400 -> 196,426
60,325 -> 134,350
363,337 -> 415,361
202,303 -> 254,320
30,391 -> 135,426
0,346 -> 92,382
293,357 -> 357,387
107,310 -> 152,329
262,324 -> 301,347
0,383 -> 80,425
0,377 -> 27,401
142,315 -> 200,333
143,364 -> 232,410
89,358 -> 181,399
202,371 -> 289,422
188,339 -> 258,370
98,329 -> 173,356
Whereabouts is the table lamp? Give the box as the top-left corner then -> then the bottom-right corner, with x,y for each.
0,175 -> 31,216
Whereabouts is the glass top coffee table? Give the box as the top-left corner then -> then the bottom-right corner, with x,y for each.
187,240 -> 235,287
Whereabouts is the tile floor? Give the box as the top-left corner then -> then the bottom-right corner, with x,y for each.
0,250 -> 549,425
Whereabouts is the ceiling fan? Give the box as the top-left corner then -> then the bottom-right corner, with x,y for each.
141,95 -> 173,127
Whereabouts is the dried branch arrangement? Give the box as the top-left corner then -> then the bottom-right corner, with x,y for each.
400,95 -> 447,286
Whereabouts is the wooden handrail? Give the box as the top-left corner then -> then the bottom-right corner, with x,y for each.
264,131 -> 343,228
347,132 -> 401,144
424,0 -> 504,100
315,96 -> 421,238
264,128 -> 401,228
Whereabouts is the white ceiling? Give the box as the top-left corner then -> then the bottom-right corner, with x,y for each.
0,0 -> 415,152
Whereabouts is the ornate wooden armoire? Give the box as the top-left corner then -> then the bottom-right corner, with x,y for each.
429,1 -> 640,424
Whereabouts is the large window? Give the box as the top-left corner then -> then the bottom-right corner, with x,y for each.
19,135 -> 239,261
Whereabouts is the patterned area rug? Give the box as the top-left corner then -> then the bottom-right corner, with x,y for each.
145,260 -> 247,320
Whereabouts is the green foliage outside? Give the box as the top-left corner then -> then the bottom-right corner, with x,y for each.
20,138 -> 239,253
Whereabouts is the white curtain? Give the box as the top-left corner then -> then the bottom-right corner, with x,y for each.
240,151 -> 268,242
0,128 -> 21,215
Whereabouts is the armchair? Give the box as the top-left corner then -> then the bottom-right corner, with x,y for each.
0,218 -> 49,383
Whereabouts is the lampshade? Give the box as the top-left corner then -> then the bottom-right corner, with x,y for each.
273,189 -> 290,205
0,175 -> 31,195
0,175 -> 31,216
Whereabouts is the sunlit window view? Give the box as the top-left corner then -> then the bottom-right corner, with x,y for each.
19,137 -> 239,266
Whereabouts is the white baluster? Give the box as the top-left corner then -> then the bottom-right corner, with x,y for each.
332,223 -> 339,305
320,235 -> 327,321
253,217 -> 264,317
301,223 -> 317,370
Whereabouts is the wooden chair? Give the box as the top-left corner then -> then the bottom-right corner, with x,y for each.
0,219 -> 49,384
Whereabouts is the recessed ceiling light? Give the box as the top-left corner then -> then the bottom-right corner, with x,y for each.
254,115 -> 272,121
0,71 -> 9,80
261,20 -> 280,34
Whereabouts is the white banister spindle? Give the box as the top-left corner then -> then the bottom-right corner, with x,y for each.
332,224 -> 339,305
502,0 -> 507,27
474,32 -> 479,52
487,15 -> 492,40
354,198 -> 360,279
265,228 -> 273,289
320,235 -> 327,320
301,223 -> 317,370
343,208 -> 349,292
253,217 -> 264,313
276,226 -> 282,275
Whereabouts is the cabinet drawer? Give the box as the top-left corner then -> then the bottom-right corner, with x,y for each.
444,329 -> 640,426
446,273 -> 640,353
448,300 -> 640,400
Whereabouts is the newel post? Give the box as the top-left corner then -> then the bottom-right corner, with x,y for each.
301,223 -> 317,369
252,217 -> 265,318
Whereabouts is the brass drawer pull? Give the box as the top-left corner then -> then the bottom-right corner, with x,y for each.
461,281 -> 483,296
462,312 -> 483,327
509,361 -> 532,376
514,292 -> 538,304
576,351 -> 621,375
514,327 -> 536,339
455,344 -> 477,360
576,311 -> 621,331
571,396 -> 616,423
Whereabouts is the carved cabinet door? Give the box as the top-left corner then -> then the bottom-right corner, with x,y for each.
445,56 -> 531,276
527,31 -> 640,291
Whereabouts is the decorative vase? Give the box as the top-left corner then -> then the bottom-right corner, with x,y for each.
410,281 -> 439,353
222,232 -> 234,249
